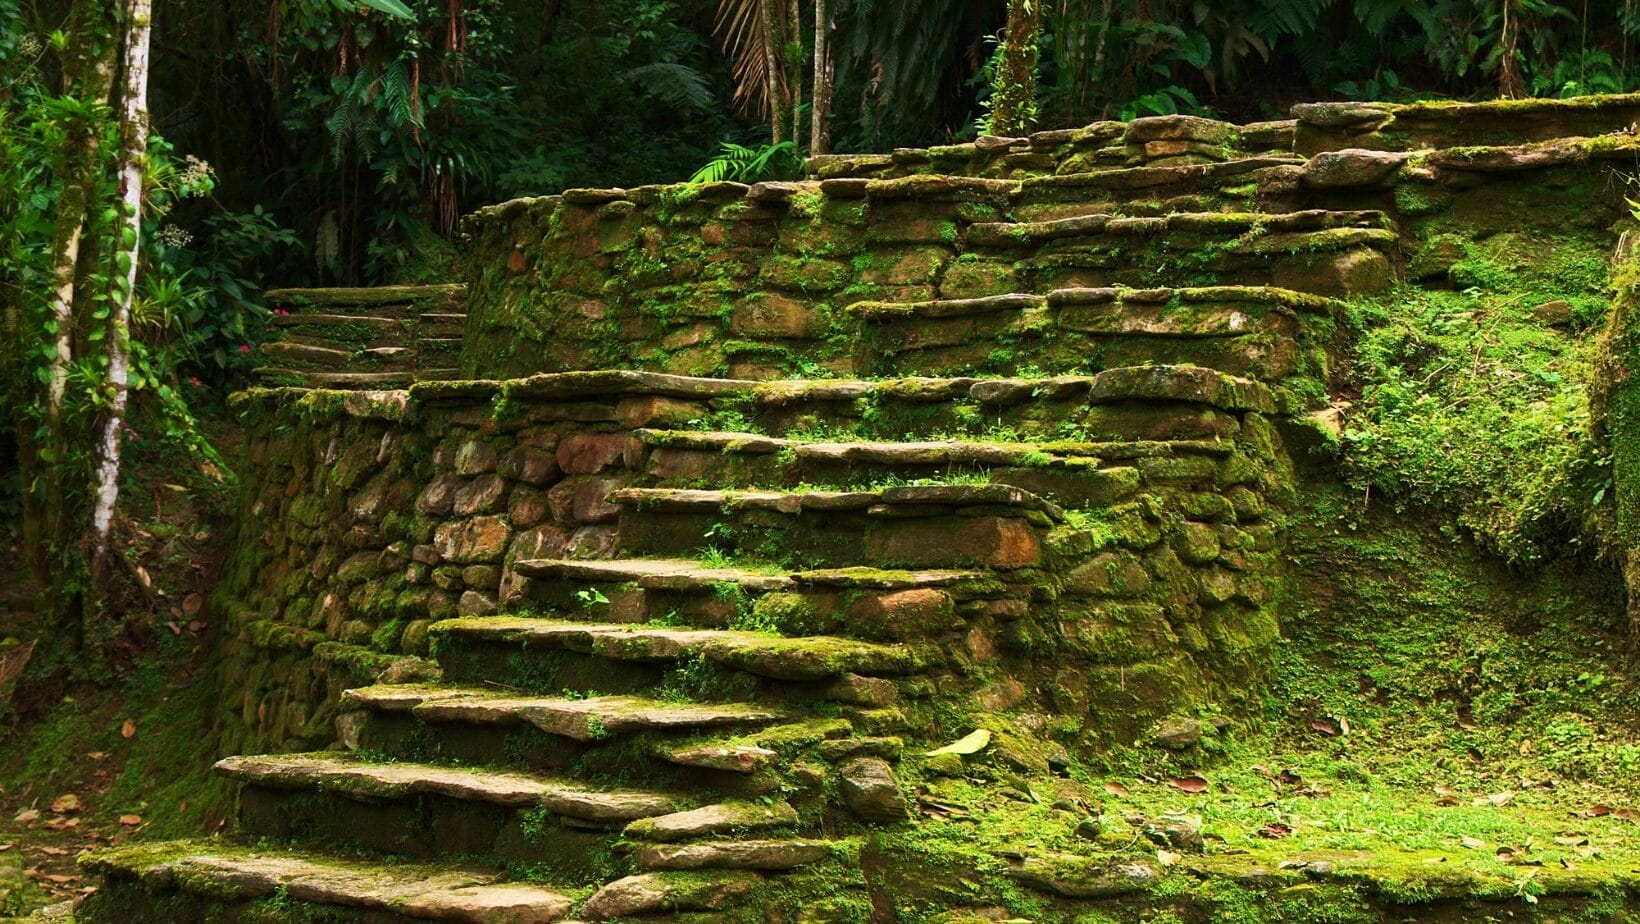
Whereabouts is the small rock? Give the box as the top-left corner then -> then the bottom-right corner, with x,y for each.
1145,820 -> 1204,853
1074,816 -> 1102,841
579,872 -> 760,921
838,757 -> 909,822
1533,299 -> 1574,327
1302,148 -> 1407,188
1151,717 -> 1203,750
921,752 -> 965,777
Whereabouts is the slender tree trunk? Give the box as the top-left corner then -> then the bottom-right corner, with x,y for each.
990,0 -> 1041,136
89,0 -> 153,588
1498,0 -> 1525,98
810,0 -> 832,155
787,0 -> 802,151
759,0 -> 786,143
40,1 -> 118,577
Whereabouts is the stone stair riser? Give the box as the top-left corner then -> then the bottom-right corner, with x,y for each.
237,786 -> 628,885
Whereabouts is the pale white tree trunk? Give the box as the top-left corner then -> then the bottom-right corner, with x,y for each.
89,0 -> 153,582
45,5 -> 118,443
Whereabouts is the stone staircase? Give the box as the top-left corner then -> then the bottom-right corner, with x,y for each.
258,284 -> 468,388
80,99 -> 1640,921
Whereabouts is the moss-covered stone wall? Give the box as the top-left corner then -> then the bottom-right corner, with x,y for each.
211,368 -> 1298,755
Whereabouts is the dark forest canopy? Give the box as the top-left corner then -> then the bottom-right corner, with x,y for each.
9,0 -> 1640,290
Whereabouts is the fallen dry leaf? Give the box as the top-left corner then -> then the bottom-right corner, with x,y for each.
43,874 -> 74,884
1461,836 -> 1487,850
118,814 -> 142,826
50,794 -> 81,814
85,751 -> 107,761
1310,720 -> 1338,737
1169,776 -> 1209,794
1259,822 -> 1292,839
182,593 -> 204,616
1156,849 -> 1180,866
13,809 -> 39,825
39,847 -> 68,857
1103,781 -> 1130,798
1554,834 -> 1589,847
121,718 -> 136,739
1472,791 -> 1514,807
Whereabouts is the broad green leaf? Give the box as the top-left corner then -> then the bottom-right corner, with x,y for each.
354,0 -> 416,21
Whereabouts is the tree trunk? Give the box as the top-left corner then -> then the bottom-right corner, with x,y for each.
40,0 -> 119,579
787,0 -> 802,151
88,0 -> 154,588
759,0 -> 786,143
990,0 -> 1041,136
810,0 -> 832,155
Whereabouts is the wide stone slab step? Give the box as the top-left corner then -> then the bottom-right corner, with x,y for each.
849,284 -> 1340,322
342,685 -> 785,740
623,799 -> 800,842
632,838 -> 834,871
609,484 -> 1065,521
967,207 -> 1391,247
429,616 -> 922,679
216,752 -> 679,822
82,842 -> 572,923
635,429 -> 1235,463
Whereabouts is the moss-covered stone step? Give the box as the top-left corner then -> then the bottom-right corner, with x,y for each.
623,799 -> 799,842
509,557 -> 1012,631
343,685 -> 786,741
805,115 -> 1293,184
266,283 -> 468,315
399,368 -> 1289,447
847,285 -> 1337,381
217,752 -> 680,822
1292,93 -> 1640,155
966,209 -> 1394,297
252,367 -> 417,389
608,484 -> 1060,569
632,428 -> 1238,508
428,616 -> 924,682
80,841 -> 573,922
630,838 -> 834,871
1011,155 -> 1307,222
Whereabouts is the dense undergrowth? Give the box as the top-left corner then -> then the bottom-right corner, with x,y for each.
1338,227 -> 1618,565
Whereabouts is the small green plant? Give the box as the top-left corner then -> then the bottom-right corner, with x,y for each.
688,140 -> 799,185
573,588 -> 610,609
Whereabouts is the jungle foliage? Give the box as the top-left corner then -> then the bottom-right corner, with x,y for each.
5,0 -> 1640,664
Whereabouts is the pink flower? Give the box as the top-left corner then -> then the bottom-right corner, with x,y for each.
240,344 -> 251,354
274,308 -> 289,316
188,376 -> 203,387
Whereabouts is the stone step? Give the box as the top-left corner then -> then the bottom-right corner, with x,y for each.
612,484 -> 1064,519
343,685 -> 787,741
217,752 -> 681,822
630,838 -> 834,871
609,484 -> 1059,570
81,842 -> 573,922
846,284 -> 1338,381
265,283 -> 467,315
509,557 -> 1011,631
968,207 -> 1389,247
632,428 -> 1237,509
623,799 -> 799,842
406,366 -> 1291,448
964,209 -> 1393,298
1011,155 -> 1307,222
1292,94 -> 1640,154
429,616 -> 924,681
252,367 -> 415,388
805,115 -> 1291,184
